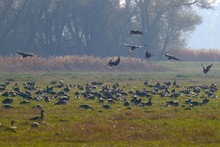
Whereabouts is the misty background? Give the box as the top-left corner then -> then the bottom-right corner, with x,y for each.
0,0 -> 219,60
188,4 -> 220,49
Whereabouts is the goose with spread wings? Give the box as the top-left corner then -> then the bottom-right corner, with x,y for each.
201,63 -> 213,75
17,50 -> 34,58
165,53 -> 181,61
130,30 -> 144,35
145,51 -> 153,61
124,43 -> 143,52
108,57 -> 120,68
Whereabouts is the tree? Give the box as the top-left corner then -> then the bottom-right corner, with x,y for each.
129,0 -> 216,59
0,0 -> 216,59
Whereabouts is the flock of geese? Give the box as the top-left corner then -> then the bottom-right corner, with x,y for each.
0,77 -> 218,131
107,30 -> 213,75
15,29 -> 214,75
108,29 -> 183,67
0,29 -> 214,131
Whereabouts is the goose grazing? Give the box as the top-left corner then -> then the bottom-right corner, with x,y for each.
165,53 -> 181,61
129,30 -> 143,35
17,50 -> 34,58
2,98 -> 13,104
124,43 -> 143,52
201,64 -> 213,75
108,57 -> 120,68
102,104 -> 111,109
145,97 -> 152,106
30,110 -> 45,121
145,51 -> 153,61
124,101 -> 130,106
31,122 -> 40,128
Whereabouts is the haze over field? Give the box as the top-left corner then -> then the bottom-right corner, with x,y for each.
0,0 -> 219,58
188,4 -> 220,49
120,0 -> 220,50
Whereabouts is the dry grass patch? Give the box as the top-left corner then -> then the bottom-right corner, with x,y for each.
0,55 -> 167,72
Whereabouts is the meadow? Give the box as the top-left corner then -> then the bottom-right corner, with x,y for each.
0,56 -> 220,147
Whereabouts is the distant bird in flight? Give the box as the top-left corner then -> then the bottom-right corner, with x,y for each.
165,53 -> 181,61
130,30 -> 144,35
124,43 -> 143,52
201,63 -> 213,75
108,57 -> 120,68
145,51 -> 153,61
17,50 -> 34,58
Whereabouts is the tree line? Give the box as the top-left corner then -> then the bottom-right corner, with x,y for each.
0,0 -> 216,59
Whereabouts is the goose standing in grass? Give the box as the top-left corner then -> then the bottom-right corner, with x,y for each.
2,98 -> 13,104
10,120 -> 17,129
201,63 -> 213,75
79,104 -> 93,109
1,120 -> 17,132
6,120 -> 17,132
98,97 -> 105,103
102,104 -> 111,109
124,43 -> 143,52
54,100 -> 68,105
17,50 -> 34,58
2,104 -> 14,109
108,57 -> 120,68
30,110 -> 45,121
145,97 -> 152,106
124,101 -> 130,106
165,53 -> 181,61
129,30 -> 143,35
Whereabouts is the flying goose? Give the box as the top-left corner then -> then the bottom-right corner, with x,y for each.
124,43 -> 143,52
129,30 -> 143,35
201,64 -> 213,75
165,53 -> 181,61
108,57 -> 120,68
17,50 -> 34,58
145,51 -> 153,61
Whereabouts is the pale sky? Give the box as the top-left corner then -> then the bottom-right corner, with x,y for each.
120,0 -> 220,49
188,4 -> 220,49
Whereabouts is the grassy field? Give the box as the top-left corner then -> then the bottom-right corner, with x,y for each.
0,62 -> 220,146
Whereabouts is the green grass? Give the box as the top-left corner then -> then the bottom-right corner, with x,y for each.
0,62 -> 220,146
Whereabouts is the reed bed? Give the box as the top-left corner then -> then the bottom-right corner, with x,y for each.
172,48 -> 220,61
0,55 -> 166,73
0,48 -> 220,73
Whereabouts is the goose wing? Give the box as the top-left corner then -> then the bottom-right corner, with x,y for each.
124,43 -> 143,48
171,56 -> 181,61
17,51 -> 34,58
165,53 -> 180,61
114,57 -> 120,66
206,64 -> 213,71
130,30 -> 143,35
124,43 -> 134,47
108,58 -> 113,68
165,53 -> 173,58
145,51 -> 150,57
